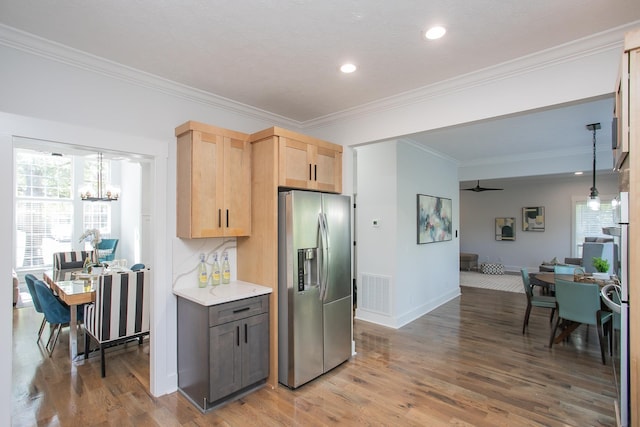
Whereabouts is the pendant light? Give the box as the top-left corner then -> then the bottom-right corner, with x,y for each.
79,152 -> 120,201
586,123 -> 601,211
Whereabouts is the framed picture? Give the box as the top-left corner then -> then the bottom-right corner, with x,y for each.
495,217 -> 515,241
522,206 -> 545,231
417,194 -> 452,244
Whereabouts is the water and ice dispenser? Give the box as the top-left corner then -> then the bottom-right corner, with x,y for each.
297,248 -> 318,292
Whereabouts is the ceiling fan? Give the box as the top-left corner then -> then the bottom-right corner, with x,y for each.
464,180 -> 503,192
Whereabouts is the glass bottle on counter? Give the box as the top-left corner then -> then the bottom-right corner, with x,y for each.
210,252 -> 221,286
197,253 -> 208,288
222,251 -> 231,284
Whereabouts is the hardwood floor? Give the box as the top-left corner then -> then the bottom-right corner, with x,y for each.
12,286 -> 617,426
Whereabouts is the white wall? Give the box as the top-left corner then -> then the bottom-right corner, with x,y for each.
0,134 -> 13,427
460,174 -> 619,272
355,141 -> 460,328
354,141 -> 398,326
119,160 -> 143,264
395,143 -> 460,325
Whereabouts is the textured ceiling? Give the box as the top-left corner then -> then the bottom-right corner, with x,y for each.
1,0 -> 639,122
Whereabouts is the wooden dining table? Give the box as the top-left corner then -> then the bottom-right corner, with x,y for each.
43,270 -> 96,360
533,272 -> 614,344
533,273 -> 579,286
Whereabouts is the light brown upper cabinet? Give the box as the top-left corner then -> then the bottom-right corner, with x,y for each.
251,127 -> 343,193
176,121 -> 251,238
615,29 -> 640,171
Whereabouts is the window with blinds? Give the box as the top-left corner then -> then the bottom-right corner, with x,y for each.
15,149 -> 73,268
15,148 -> 115,269
574,199 -> 617,256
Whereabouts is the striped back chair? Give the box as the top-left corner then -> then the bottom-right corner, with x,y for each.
53,251 -> 96,270
84,269 -> 150,377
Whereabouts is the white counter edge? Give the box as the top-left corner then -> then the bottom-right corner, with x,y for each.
172,280 -> 272,306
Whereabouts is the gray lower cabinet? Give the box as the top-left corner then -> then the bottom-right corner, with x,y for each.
177,294 -> 269,411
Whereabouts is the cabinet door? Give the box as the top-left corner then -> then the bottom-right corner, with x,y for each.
209,321 -> 242,402
189,131 -> 225,238
278,137 -> 342,193
223,136 -> 251,236
279,137 -> 313,189
314,146 -> 342,193
241,313 -> 270,386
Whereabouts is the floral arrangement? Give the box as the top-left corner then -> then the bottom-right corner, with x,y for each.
79,228 -> 102,248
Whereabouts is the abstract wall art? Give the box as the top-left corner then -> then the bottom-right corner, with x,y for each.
417,194 -> 452,244
522,206 -> 545,231
495,217 -> 516,241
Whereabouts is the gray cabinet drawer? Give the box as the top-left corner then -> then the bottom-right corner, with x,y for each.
208,295 -> 269,326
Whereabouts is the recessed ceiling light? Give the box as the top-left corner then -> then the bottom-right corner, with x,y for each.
574,171 -> 584,175
425,26 -> 446,40
340,63 -> 357,73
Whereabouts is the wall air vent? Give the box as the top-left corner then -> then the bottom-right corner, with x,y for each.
360,273 -> 391,316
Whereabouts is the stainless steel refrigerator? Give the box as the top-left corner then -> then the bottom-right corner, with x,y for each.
278,190 -> 352,389
617,191 -> 630,426
602,190 -> 631,426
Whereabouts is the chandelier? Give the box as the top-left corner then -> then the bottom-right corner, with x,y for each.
586,123 -> 601,211
79,152 -> 120,201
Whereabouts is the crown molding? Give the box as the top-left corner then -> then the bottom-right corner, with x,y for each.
458,146 -> 612,169
2,20 -> 639,133
302,21 -> 640,130
402,139 -> 460,165
0,24 -> 300,129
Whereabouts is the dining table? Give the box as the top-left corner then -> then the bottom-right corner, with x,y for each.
533,273 -> 577,288
43,269 -> 96,360
533,272 -> 616,344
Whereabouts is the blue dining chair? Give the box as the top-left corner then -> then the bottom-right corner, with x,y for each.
130,263 -> 145,271
96,239 -> 118,262
33,279 -> 84,357
550,278 -> 613,364
24,274 -> 47,341
554,265 -> 584,275
520,268 -> 556,334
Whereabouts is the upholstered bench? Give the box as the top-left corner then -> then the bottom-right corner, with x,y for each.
460,253 -> 479,271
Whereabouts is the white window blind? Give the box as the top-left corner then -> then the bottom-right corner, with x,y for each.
82,203 -> 112,246
574,199 -> 617,256
15,149 -> 73,268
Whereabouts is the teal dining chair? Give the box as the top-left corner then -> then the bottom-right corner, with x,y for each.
520,268 -> 557,334
24,274 -> 47,341
96,238 -> 118,262
33,279 -> 84,357
549,278 -> 613,364
130,263 -> 145,271
553,265 -> 584,275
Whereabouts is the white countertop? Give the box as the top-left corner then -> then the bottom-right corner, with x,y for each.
173,280 -> 272,306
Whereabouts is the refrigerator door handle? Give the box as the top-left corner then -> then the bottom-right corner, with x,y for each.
318,212 -> 329,301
